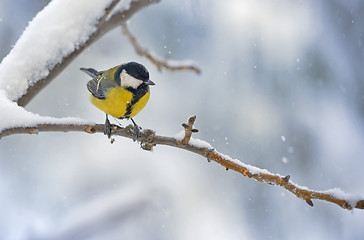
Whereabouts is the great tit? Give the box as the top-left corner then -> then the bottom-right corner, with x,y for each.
80,62 -> 155,138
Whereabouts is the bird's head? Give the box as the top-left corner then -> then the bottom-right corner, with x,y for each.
116,62 -> 155,89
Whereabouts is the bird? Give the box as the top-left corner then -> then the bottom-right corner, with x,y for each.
80,62 -> 155,139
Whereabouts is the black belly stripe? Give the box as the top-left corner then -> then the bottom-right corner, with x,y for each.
121,84 -> 149,119
124,101 -> 134,119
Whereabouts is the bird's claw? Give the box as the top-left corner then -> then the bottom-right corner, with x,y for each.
132,124 -> 140,141
131,118 -> 140,141
104,116 -> 111,139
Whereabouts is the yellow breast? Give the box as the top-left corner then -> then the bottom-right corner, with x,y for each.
89,86 -> 150,119
128,90 -> 150,118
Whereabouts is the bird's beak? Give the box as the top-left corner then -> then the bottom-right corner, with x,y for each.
145,79 -> 155,85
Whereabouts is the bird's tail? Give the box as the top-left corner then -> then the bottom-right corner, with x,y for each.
80,68 -> 101,78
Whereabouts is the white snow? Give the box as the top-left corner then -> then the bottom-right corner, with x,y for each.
323,188 -> 363,207
189,137 -> 213,149
281,156 -> 289,164
174,130 -> 363,207
174,130 -> 213,149
0,0 -> 141,133
175,130 -> 275,176
174,130 -> 186,140
0,0 -> 120,101
107,0 -> 133,21
289,182 -> 310,192
215,150 -> 274,176
0,91 -> 90,133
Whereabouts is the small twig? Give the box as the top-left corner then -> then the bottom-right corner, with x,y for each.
121,22 -> 201,74
181,115 -> 198,145
0,117 -> 363,211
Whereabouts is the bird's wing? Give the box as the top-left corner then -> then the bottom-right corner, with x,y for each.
80,68 -> 103,78
86,74 -> 118,100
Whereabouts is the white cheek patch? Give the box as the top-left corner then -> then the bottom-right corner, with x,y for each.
120,70 -> 143,89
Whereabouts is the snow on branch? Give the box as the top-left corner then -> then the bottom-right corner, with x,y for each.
1,115 -> 363,211
0,92 -> 91,134
0,0 -> 161,107
121,22 -> 201,74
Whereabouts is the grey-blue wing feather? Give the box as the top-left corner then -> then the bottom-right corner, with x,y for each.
87,78 -> 106,99
80,68 -> 102,78
82,67 -> 118,100
81,68 -> 105,99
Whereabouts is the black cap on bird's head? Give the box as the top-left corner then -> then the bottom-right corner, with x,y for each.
116,62 -> 155,86
123,62 -> 149,81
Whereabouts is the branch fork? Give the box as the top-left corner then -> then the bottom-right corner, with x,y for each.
121,22 -> 201,74
181,115 -> 199,145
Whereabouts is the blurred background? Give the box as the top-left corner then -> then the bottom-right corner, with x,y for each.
1,0 -> 364,239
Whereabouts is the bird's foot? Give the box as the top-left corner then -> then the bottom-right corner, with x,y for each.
104,116 -> 111,139
131,118 -> 140,141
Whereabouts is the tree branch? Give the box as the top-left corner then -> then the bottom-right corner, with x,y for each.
16,0 -> 160,107
181,115 -> 198,144
121,22 -> 201,74
1,116 -> 363,211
